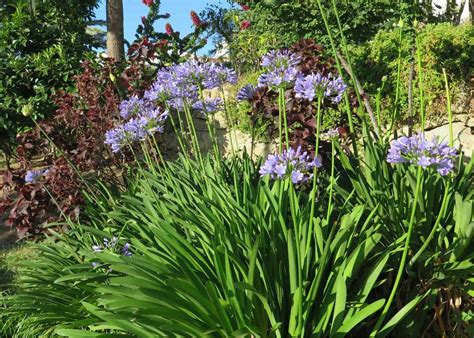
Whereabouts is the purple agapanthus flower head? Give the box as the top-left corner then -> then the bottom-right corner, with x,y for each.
203,63 -> 238,88
236,84 -> 257,102
119,96 -> 149,119
144,70 -> 176,103
145,64 -> 199,107
192,97 -> 223,114
259,146 -> 322,184
105,126 -> 132,153
323,128 -> 340,139
177,60 -> 237,89
122,243 -> 132,257
105,107 -> 168,153
258,66 -> 301,88
172,60 -> 216,90
261,49 -> 301,69
258,49 -> 302,89
91,237 -> 132,268
145,60 -> 237,110
387,133 -> 457,176
123,117 -> 148,140
295,72 -> 347,103
24,168 -> 49,183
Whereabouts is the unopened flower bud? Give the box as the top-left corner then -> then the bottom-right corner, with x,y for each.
21,103 -> 33,117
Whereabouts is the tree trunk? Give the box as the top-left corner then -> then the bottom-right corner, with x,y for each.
106,0 -> 124,61
454,0 -> 467,25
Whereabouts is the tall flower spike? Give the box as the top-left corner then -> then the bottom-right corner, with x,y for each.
240,20 -> 251,30
387,133 -> 457,176
165,23 -> 174,36
190,11 -> 204,27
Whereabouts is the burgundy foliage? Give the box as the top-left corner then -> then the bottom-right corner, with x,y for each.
0,58 -> 146,238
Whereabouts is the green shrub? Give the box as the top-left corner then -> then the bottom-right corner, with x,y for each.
350,23 -> 473,125
0,1 -> 98,153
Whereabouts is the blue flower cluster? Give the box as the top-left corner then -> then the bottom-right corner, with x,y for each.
323,128 -> 340,139
92,237 -> 132,268
237,49 -> 347,104
105,106 -> 168,153
144,60 -> 236,111
387,134 -> 457,176
236,84 -> 257,102
259,146 -> 322,184
191,97 -> 223,114
258,50 -> 301,88
106,60 -> 237,153
119,96 -> 149,119
25,168 -> 49,183
295,73 -> 347,103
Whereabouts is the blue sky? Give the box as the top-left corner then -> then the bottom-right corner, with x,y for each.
94,0 -> 229,55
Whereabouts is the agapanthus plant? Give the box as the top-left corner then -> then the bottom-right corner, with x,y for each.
295,72 -> 347,103
387,134 -> 457,176
259,146 -> 322,184
234,40 -> 353,158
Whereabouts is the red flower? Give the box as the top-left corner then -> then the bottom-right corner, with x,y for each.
240,20 -> 251,30
142,0 -> 153,6
190,10 -> 203,27
141,16 -> 147,25
240,4 -> 250,11
165,23 -> 174,36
